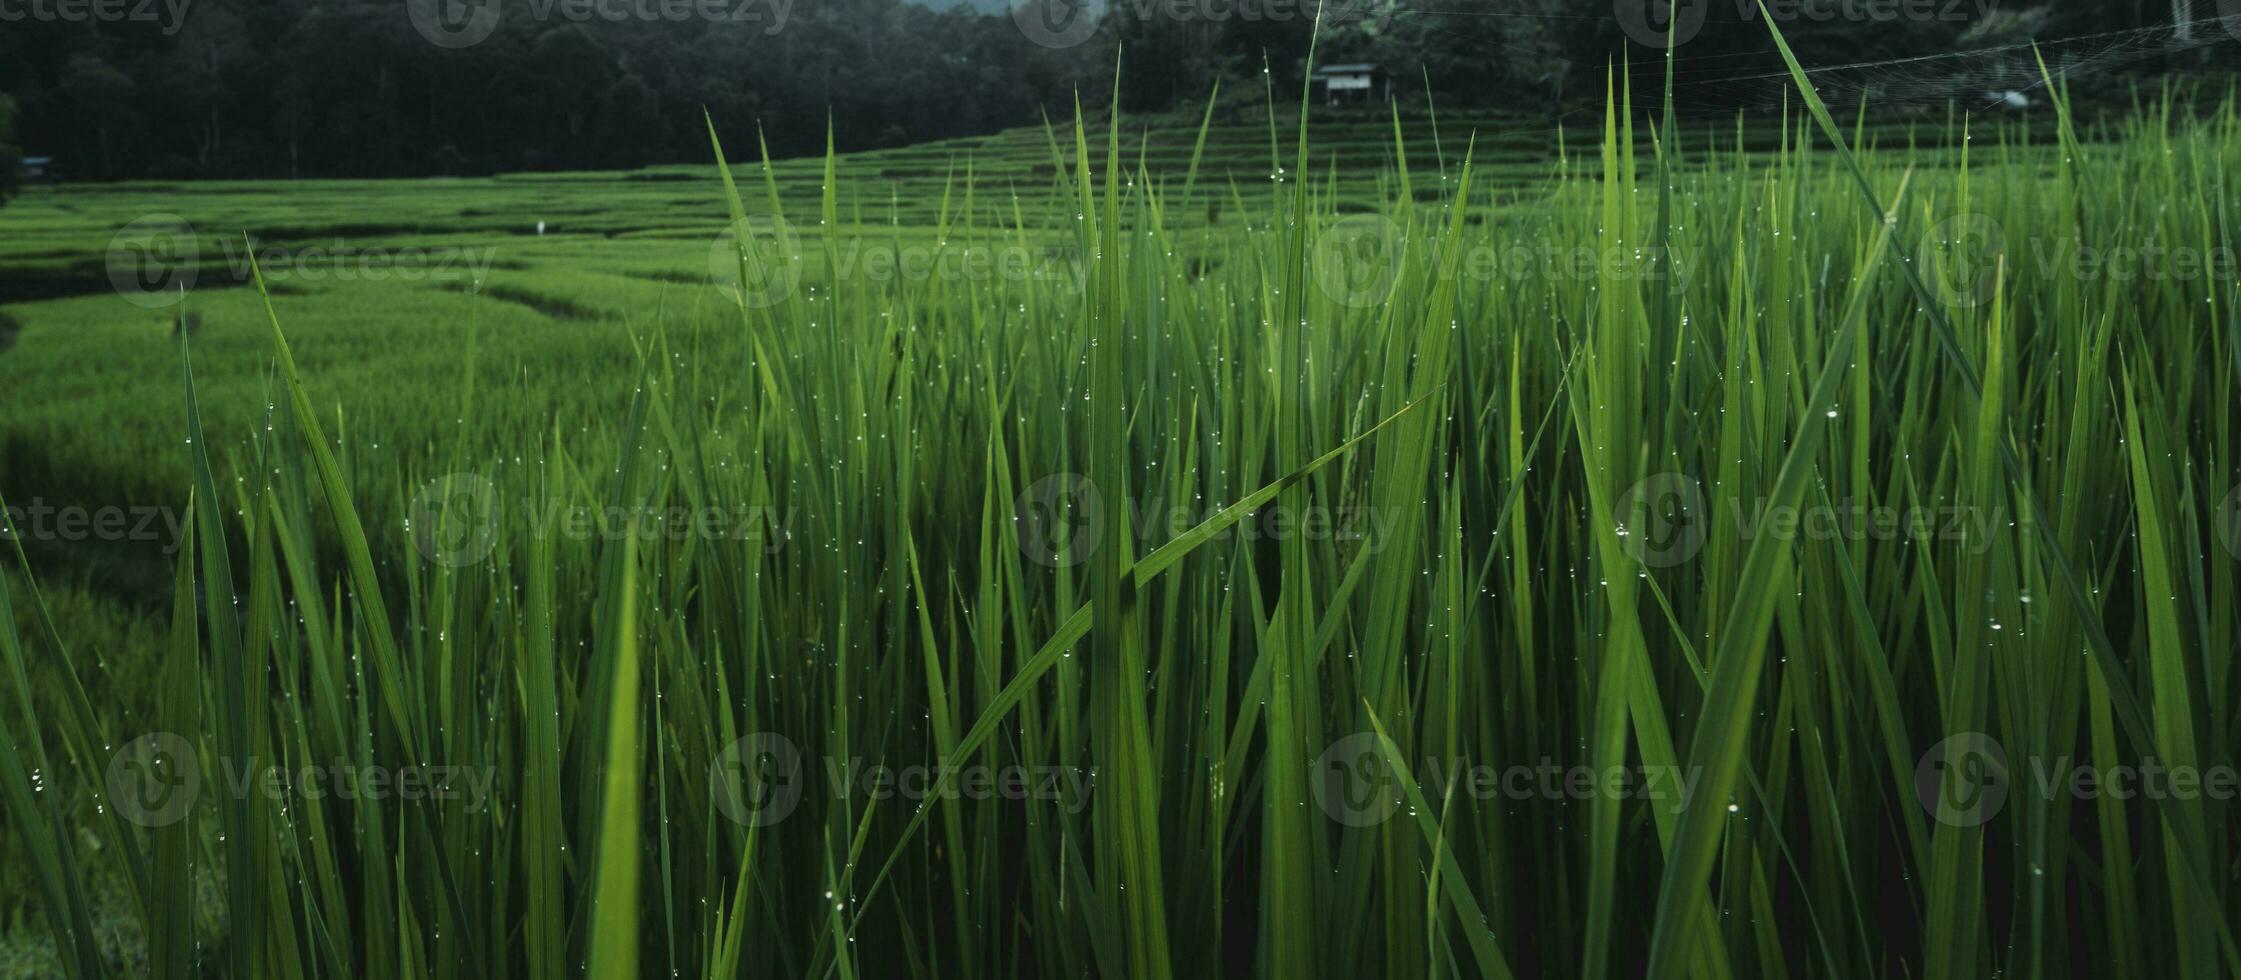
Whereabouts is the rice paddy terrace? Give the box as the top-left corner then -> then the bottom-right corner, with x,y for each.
0,105 -> 2032,548
9,86 -> 2217,978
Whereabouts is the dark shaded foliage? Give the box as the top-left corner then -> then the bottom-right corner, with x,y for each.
0,94 -> 21,204
0,0 -> 2203,180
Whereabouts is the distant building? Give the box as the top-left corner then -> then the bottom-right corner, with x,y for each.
1313,64 -> 1388,106
22,156 -> 57,181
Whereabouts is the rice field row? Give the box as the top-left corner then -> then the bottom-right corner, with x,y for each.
0,56 -> 2233,979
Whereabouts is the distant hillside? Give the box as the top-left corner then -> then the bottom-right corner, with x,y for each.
911,0 -> 1010,12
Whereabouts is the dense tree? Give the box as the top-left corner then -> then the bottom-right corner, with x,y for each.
0,94 -> 19,206
0,0 -> 2209,181
0,0 -> 1107,179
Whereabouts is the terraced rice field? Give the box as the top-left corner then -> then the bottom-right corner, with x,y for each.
5,71 -> 2230,979
0,106 -> 2004,542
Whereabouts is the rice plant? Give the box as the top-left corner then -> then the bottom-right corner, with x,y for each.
1,19 -> 2238,980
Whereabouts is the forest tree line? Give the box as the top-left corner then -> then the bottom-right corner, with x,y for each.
0,0 -> 2224,187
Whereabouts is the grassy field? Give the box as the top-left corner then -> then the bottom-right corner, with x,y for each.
0,103 -> 2003,595
1,50 -> 2237,980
